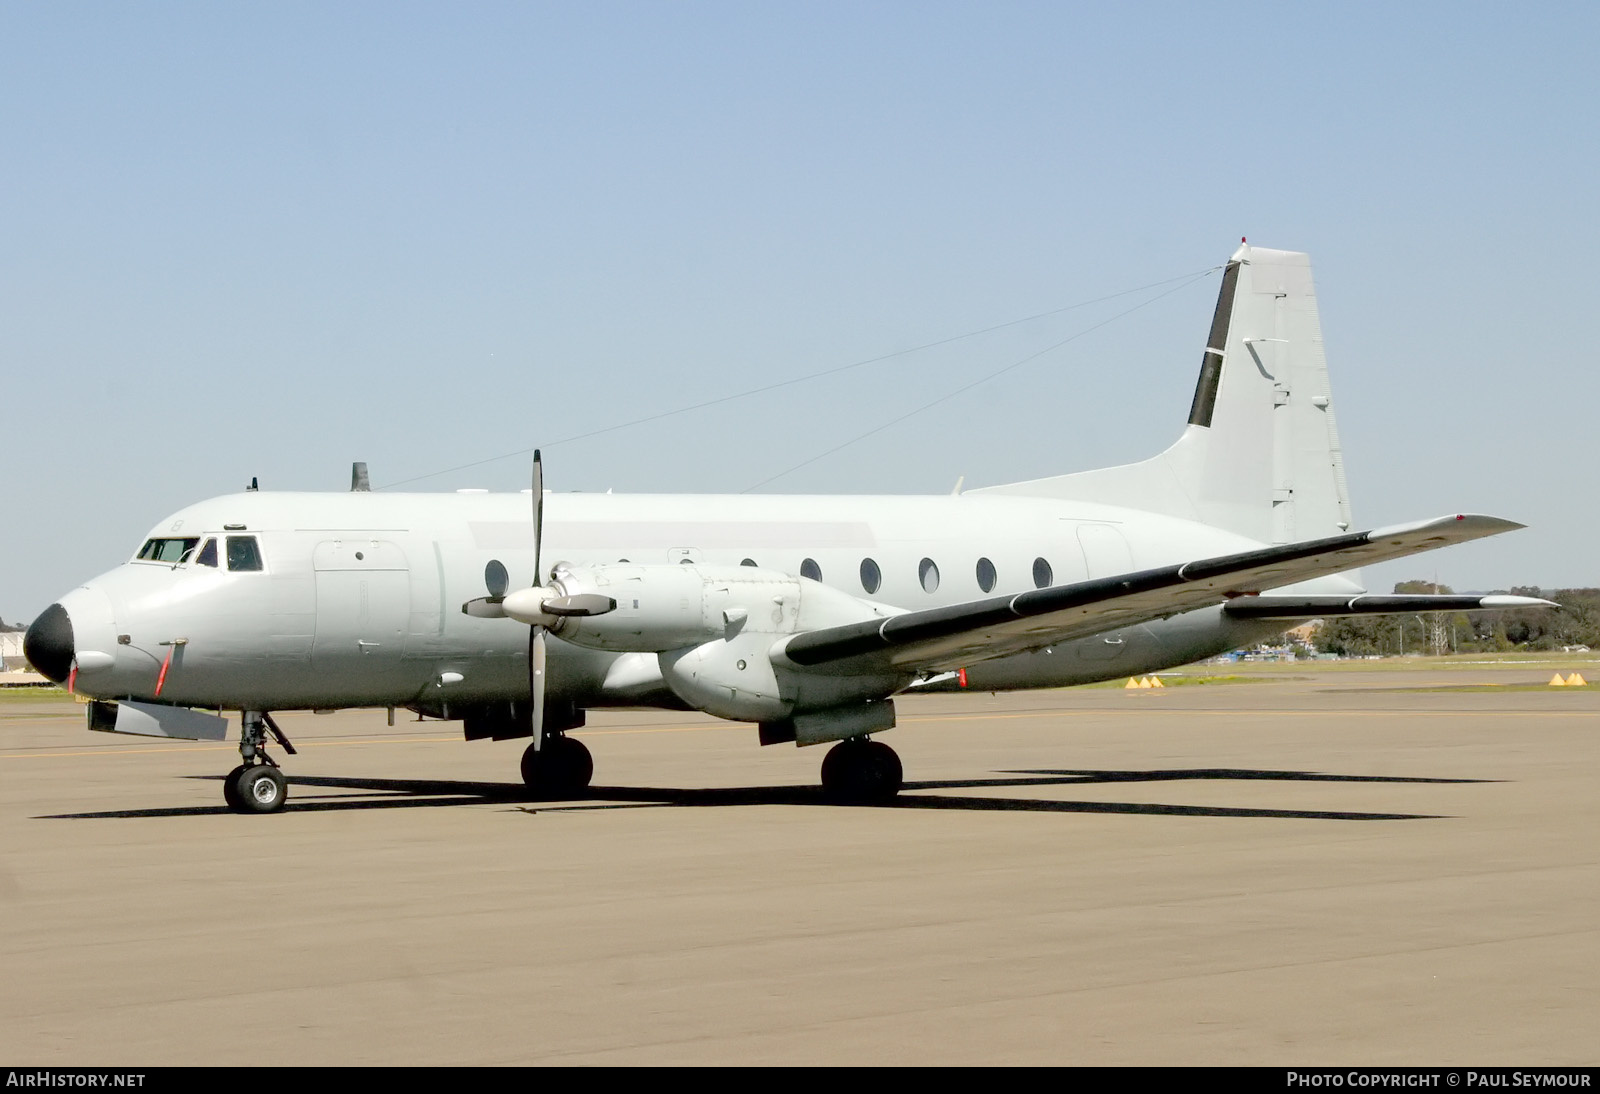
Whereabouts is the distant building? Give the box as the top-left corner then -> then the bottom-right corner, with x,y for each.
1,631 -> 28,672
1285,620 -> 1321,645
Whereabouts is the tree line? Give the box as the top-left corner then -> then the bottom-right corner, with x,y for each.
1313,582 -> 1600,655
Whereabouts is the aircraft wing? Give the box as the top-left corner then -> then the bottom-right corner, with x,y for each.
777,514 -> 1524,674
1223,593 -> 1557,619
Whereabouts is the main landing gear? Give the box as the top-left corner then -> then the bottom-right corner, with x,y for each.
520,733 -> 593,799
820,737 -> 903,804
223,711 -> 295,814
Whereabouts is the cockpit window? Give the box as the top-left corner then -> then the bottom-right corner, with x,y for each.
195,539 -> 219,568
226,536 -> 263,572
137,537 -> 200,564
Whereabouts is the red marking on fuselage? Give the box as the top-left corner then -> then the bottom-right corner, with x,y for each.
154,646 -> 174,698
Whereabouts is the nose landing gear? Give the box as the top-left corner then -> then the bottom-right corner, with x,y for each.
223,711 -> 295,814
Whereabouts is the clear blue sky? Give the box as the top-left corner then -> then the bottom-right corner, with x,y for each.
4,2 -> 1596,622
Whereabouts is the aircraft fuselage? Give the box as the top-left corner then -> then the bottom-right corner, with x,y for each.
49,489 -> 1312,714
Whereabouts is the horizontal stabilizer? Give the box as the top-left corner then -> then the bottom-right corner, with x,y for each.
777,514 -> 1525,674
1224,594 -> 1557,620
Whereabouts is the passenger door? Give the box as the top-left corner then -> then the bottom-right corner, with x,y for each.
312,539 -> 413,698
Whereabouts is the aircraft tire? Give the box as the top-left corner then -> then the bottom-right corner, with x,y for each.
820,739 -> 902,803
520,736 -> 593,798
222,765 -> 248,810
232,764 -> 288,814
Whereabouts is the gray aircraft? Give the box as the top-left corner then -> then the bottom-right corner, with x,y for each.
25,243 -> 1552,812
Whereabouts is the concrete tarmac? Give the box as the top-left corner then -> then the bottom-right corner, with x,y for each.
1,665 -> 1596,1065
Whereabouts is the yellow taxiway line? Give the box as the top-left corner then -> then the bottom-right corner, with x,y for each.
3,702 -> 1593,761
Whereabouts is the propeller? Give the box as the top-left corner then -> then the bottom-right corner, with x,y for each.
458,451 -> 614,751
529,451 -> 546,752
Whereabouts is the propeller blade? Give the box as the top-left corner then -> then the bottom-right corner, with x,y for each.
528,452 -> 547,752
529,626 -> 547,752
461,598 -> 507,618
532,450 -> 544,587
542,594 -> 618,617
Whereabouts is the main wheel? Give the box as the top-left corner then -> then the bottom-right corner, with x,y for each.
222,764 -> 248,810
231,764 -> 288,814
520,735 -> 594,798
820,739 -> 903,803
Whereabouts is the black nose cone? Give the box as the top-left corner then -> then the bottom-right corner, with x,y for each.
24,603 -> 74,683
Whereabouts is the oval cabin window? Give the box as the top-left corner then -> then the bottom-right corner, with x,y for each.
976,557 -> 996,593
919,557 -> 940,593
800,558 -> 822,582
1032,557 -> 1053,588
859,558 -> 881,594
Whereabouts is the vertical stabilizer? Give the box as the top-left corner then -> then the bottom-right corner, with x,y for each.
972,244 -> 1353,544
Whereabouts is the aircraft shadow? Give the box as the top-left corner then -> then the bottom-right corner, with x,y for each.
35,767 -> 1460,821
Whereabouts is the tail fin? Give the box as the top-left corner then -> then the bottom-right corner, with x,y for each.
971,243 -> 1353,545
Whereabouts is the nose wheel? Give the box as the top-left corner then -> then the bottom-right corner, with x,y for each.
520,734 -> 593,798
227,764 -> 287,813
820,738 -> 903,803
223,711 -> 293,814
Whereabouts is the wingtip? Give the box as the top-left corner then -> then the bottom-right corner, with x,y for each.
1478,595 -> 1559,610
1451,513 -> 1526,532
1369,514 -> 1526,540
1465,511 -> 1523,531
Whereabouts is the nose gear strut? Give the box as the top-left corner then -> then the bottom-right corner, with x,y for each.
223,710 -> 294,813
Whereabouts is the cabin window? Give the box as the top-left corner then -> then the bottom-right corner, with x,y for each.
919,557 -> 940,593
799,558 -> 822,582
1032,557 -> 1053,588
195,539 -> 219,568
136,537 -> 199,564
740,558 -> 757,567
227,536 -> 264,572
859,558 -> 881,594
976,557 -> 996,593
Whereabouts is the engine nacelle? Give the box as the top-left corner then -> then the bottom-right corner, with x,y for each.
510,563 -> 910,723
659,630 -> 789,721
655,569 -> 908,722
528,564 -> 816,653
